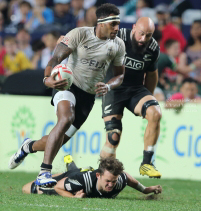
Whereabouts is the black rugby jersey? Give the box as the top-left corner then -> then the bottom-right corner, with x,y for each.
105,28 -> 160,87
64,169 -> 128,198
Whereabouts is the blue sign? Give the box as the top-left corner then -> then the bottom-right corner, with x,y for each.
43,121 -> 102,156
174,125 -> 201,167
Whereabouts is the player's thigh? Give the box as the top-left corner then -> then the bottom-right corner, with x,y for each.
72,91 -> 95,130
102,90 -> 126,120
53,90 -> 76,121
134,95 -> 158,116
126,87 -> 154,116
57,100 -> 75,122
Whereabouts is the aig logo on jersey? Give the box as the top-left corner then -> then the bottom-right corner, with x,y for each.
124,56 -> 144,70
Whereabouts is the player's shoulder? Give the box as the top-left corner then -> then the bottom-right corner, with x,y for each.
118,28 -> 131,42
114,35 -> 125,47
145,37 -> 160,61
82,170 -> 97,194
114,173 -> 128,190
147,37 -> 160,55
68,27 -> 94,36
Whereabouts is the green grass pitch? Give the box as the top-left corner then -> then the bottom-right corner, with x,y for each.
0,172 -> 200,211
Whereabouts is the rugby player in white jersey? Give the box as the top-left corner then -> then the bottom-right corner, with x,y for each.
9,3 -> 125,187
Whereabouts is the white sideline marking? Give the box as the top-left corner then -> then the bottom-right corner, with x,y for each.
4,202 -> 109,210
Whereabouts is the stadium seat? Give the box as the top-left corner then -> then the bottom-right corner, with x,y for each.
137,8 -> 158,23
153,0 -> 171,7
182,9 -> 201,25
190,0 -> 201,9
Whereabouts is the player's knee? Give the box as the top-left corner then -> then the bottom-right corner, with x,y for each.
141,100 -> 161,120
107,131 -> 121,147
58,115 -> 75,130
105,117 -> 122,147
146,106 -> 162,123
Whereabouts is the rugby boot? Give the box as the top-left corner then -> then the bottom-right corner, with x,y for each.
64,154 -> 79,171
34,172 -> 57,187
139,162 -> 161,178
9,138 -> 33,169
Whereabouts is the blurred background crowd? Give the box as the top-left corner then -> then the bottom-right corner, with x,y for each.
0,0 -> 200,105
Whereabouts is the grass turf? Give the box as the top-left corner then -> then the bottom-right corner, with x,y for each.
0,172 -> 200,211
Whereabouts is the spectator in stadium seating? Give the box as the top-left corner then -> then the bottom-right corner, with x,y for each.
17,1 -> 32,29
0,1 -> 7,16
25,0 -> 54,32
153,87 -> 165,101
16,28 -> 33,60
22,156 -> 162,198
136,0 -> 153,18
169,0 -> 192,18
3,36 -> 32,76
40,30 -> 61,69
185,20 -> 201,82
71,0 -> 86,26
169,0 -> 192,30
165,78 -> 201,109
122,0 -> 137,16
31,39 -> 46,69
53,0 -> 76,33
0,36 -> 6,87
0,11 -> 5,39
159,39 -> 201,90
78,6 -> 97,27
155,4 -> 187,53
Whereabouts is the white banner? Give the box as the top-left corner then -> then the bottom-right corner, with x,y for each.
0,95 -> 200,180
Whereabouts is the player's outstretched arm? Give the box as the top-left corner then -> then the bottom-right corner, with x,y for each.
54,178 -> 75,197
125,172 -> 162,195
44,43 -> 73,90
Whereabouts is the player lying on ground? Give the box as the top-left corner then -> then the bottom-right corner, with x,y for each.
22,155 -> 162,198
9,3 -> 125,187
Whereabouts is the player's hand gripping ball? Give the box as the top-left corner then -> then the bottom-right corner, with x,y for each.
51,64 -> 73,90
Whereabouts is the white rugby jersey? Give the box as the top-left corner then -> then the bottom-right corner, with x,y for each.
61,27 -> 125,94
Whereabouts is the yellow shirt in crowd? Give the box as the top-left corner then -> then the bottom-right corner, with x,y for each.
4,51 -> 32,73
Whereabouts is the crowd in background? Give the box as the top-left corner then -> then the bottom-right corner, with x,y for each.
0,0 -> 200,105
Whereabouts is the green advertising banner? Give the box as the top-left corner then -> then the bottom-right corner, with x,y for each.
0,95 -> 200,180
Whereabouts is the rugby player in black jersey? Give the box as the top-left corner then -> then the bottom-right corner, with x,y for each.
101,17 -> 162,178
22,155 -> 162,198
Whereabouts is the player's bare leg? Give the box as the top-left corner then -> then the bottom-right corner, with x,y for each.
32,134 -> 70,152
9,133 -> 70,170
34,100 -> 75,187
134,95 -> 162,178
43,100 -> 74,164
100,114 -> 122,159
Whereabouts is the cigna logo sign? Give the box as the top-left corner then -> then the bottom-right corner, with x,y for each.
174,125 -> 201,167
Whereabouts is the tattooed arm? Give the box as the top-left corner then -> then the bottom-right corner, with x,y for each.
44,43 -> 73,90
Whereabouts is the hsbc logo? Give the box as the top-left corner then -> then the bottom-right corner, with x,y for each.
124,56 -> 144,70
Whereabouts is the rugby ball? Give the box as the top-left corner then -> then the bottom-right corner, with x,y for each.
51,64 -> 73,90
